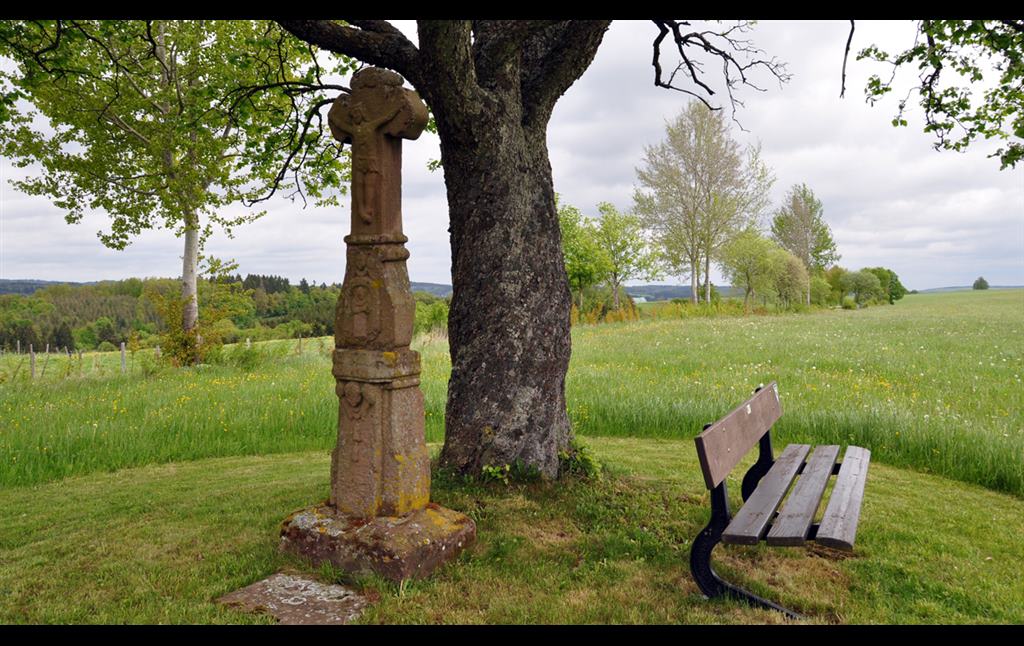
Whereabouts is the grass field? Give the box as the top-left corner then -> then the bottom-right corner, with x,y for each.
1,289 -> 1022,624
1,439 -> 1021,624
2,290 -> 1021,496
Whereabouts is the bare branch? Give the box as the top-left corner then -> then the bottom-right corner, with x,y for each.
840,20 -> 855,98
242,96 -> 336,207
650,20 -> 790,122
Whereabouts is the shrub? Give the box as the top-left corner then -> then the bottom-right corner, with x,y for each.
559,438 -> 602,480
414,299 -> 449,336
97,340 -> 117,352
841,295 -> 857,310
810,276 -> 833,306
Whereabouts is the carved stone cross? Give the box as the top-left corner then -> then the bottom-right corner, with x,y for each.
328,67 -> 428,237
280,67 -> 474,583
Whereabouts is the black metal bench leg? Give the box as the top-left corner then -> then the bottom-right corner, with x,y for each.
690,485 -> 803,620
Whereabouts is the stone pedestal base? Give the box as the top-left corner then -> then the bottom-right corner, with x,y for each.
280,503 -> 476,582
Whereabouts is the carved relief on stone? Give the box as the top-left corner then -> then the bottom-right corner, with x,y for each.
332,381 -> 382,518
340,381 -> 375,422
336,249 -> 382,346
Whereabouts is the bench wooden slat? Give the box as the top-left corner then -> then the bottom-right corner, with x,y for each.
816,446 -> 871,551
721,443 -> 810,545
766,445 -> 840,546
694,382 -> 783,489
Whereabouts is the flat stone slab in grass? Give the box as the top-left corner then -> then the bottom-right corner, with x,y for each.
217,572 -> 371,625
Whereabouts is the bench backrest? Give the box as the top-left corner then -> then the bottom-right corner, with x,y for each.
694,382 -> 783,490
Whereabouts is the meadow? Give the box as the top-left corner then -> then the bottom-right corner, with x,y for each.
1,289 -> 1023,624
1,290 -> 1021,496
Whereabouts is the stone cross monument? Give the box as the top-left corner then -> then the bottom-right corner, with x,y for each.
280,67 -> 475,582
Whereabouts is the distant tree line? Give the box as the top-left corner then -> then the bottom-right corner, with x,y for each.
0,271 -> 451,354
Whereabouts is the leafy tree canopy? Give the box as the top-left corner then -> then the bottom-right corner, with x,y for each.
0,20 -> 354,249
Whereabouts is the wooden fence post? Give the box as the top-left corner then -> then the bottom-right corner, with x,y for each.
16,339 -> 20,354
246,337 -> 251,349
120,342 -> 127,374
30,344 -> 35,379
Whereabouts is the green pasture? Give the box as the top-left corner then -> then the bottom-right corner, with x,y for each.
1,290 -> 1020,497
1,289 -> 1022,624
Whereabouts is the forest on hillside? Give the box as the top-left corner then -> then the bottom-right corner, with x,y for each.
0,274 -> 449,353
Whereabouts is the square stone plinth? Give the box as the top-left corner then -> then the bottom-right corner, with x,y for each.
280,503 -> 476,582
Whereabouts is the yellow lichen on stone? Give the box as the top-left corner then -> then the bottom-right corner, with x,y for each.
382,351 -> 397,365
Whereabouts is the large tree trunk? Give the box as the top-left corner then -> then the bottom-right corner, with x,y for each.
436,118 -> 572,478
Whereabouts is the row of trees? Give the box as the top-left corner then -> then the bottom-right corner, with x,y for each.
559,200 -> 660,313
559,101 -> 914,317
560,101 -> 841,315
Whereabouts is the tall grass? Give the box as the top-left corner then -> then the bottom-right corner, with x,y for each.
566,290 -> 1024,496
1,291 -> 1021,497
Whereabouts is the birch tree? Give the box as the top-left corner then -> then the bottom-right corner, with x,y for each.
634,100 -> 773,304
770,183 -> 840,305
592,202 -> 661,310
0,20 -> 352,362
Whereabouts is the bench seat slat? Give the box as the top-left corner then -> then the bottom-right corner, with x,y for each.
766,445 -> 840,546
816,446 -> 871,551
721,443 -> 810,545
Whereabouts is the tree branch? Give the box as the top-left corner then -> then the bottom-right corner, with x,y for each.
471,20 -> 560,87
242,96 -> 336,207
840,20 -> 855,98
520,20 -> 611,128
276,20 -> 421,87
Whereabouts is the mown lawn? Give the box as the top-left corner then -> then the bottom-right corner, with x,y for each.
2,290 -> 1021,496
1,438 -> 1021,624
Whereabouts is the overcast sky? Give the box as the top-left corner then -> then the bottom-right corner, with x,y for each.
1,20 -> 1021,290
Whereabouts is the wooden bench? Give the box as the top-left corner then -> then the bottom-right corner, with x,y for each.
690,382 -> 870,618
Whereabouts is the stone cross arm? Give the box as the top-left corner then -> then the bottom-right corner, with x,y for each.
328,68 -> 428,145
